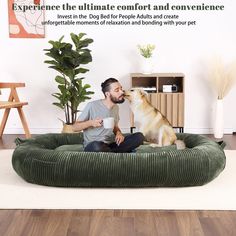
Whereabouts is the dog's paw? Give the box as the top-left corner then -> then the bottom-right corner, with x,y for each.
174,140 -> 186,150
149,143 -> 161,148
143,141 -> 151,145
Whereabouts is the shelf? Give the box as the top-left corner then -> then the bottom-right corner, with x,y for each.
158,76 -> 183,93
132,76 -> 157,88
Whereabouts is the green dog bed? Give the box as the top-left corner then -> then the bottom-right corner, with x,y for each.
12,133 -> 226,187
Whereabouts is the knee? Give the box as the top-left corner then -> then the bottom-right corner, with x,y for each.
134,132 -> 145,144
85,141 -> 107,152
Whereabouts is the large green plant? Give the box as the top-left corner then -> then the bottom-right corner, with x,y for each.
44,33 -> 94,125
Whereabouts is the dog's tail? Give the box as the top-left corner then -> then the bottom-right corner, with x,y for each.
174,140 -> 186,150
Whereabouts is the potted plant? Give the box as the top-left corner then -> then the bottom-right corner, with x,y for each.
137,44 -> 155,74
44,33 -> 94,132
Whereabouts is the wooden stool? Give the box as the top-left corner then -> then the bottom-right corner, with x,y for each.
0,83 -> 31,138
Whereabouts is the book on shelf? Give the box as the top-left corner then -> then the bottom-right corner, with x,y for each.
131,87 -> 157,92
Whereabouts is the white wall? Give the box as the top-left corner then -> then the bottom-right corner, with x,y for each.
1,0 -> 236,134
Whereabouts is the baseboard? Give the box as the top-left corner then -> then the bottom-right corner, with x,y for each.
184,128 -> 234,134
128,127 -> 235,134
2,127 -> 132,134
2,127 -> 234,135
2,128 -> 62,134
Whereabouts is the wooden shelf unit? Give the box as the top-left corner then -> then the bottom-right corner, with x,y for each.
130,73 -> 185,132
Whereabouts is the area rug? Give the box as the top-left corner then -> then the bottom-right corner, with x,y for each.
0,149 -> 235,210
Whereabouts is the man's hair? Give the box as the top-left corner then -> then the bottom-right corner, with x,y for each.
101,78 -> 118,96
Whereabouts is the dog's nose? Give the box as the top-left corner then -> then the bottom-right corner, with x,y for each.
123,91 -> 130,97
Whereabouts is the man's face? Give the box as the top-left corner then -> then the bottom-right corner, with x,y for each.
106,82 -> 125,104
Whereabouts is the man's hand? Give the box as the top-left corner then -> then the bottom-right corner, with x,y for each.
90,118 -> 103,127
115,131 -> 125,146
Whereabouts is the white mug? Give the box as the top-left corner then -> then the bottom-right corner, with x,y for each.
103,117 -> 114,129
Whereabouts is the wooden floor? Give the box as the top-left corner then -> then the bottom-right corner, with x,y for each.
0,134 -> 236,236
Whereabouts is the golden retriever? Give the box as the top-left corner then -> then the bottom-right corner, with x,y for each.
124,89 -> 185,149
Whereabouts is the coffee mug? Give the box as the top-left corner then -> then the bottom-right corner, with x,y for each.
103,117 -> 114,129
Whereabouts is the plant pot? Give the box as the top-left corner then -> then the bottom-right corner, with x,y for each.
213,99 -> 224,138
141,57 -> 153,74
62,124 -> 74,133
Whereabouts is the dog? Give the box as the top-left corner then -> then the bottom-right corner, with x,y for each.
124,89 -> 185,150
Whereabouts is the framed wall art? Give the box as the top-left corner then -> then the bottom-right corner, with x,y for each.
8,0 -> 45,38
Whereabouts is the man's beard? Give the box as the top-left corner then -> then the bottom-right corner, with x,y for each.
110,95 -> 125,104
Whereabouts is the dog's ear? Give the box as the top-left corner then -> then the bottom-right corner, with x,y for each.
140,89 -> 148,97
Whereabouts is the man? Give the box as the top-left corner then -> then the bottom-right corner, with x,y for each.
72,78 -> 144,152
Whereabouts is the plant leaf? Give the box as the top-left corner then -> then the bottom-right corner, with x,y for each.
52,102 -> 64,109
55,75 -> 66,84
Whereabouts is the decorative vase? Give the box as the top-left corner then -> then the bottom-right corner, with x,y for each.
213,99 -> 224,138
62,124 -> 74,133
142,57 -> 153,74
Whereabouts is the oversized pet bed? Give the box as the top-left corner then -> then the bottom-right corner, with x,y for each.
12,133 -> 226,187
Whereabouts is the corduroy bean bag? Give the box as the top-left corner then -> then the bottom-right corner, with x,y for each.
12,133 -> 226,187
